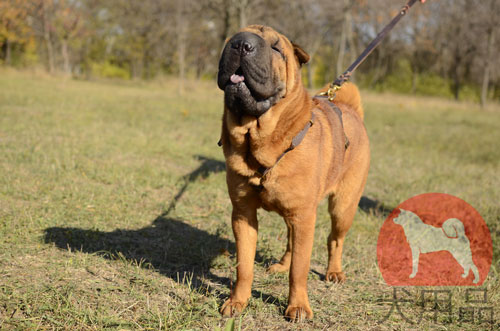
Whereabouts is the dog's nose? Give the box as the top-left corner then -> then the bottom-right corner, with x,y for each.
231,39 -> 254,56
229,32 -> 261,56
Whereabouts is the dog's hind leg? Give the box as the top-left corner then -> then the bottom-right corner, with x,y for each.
268,221 -> 292,273
325,195 -> 357,283
325,144 -> 369,283
325,120 -> 369,283
326,179 -> 366,282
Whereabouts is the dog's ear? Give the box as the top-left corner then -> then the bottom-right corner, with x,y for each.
292,42 -> 310,66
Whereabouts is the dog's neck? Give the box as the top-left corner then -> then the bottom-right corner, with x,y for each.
250,84 -> 312,166
222,82 -> 312,175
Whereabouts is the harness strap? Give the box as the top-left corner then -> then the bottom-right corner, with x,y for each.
313,95 -> 350,149
256,98 -> 348,182
218,102 -> 348,190
256,112 -> 315,177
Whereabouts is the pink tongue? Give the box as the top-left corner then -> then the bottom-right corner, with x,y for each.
230,74 -> 245,84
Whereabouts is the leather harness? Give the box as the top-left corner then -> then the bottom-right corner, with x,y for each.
218,97 -> 348,190
253,96 -> 348,184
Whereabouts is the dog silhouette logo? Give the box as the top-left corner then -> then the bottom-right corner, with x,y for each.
393,209 -> 480,283
377,193 -> 492,286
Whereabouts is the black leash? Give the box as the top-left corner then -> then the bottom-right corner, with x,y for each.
320,0 -> 425,101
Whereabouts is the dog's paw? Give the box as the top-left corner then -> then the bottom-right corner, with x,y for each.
409,272 -> 417,279
267,262 -> 290,273
325,271 -> 346,283
220,298 -> 247,317
285,305 -> 313,322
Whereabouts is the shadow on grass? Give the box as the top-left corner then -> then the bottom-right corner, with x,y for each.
44,155 -> 390,310
164,155 -> 226,215
44,155 -> 285,309
358,196 -> 394,218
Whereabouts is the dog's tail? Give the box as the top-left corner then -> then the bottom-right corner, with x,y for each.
333,83 -> 364,120
442,218 -> 467,240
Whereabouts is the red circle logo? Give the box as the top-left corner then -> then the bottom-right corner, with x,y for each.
377,193 -> 492,286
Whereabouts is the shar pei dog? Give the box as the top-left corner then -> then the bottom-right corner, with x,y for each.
217,25 -> 370,321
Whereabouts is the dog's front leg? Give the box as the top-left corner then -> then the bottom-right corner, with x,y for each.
221,206 -> 258,317
284,210 -> 316,321
409,246 -> 420,278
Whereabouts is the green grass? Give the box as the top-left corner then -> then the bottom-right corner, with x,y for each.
0,69 -> 499,330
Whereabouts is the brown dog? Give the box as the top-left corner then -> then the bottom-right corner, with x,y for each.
217,25 -> 370,321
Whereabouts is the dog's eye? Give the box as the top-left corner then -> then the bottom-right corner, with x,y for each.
271,42 -> 283,57
272,46 -> 286,60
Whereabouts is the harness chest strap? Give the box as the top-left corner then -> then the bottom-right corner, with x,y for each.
256,112 -> 316,178
256,99 -> 349,179
217,100 -> 348,185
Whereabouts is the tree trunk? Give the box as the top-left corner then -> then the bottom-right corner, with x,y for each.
480,27 -> 495,108
219,0 -> 232,52
176,0 -> 187,93
336,18 -> 347,77
336,0 -> 351,77
42,1 -> 55,74
345,2 -> 357,66
451,50 -> 462,101
131,59 -> 143,79
5,39 -> 11,65
238,0 -> 248,29
178,35 -> 186,92
411,62 -> 418,95
370,51 -> 384,88
61,38 -> 71,76
45,33 -> 55,74
84,37 -> 92,79
453,73 -> 460,101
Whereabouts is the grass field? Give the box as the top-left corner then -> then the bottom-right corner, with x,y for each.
0,69 -> 499,330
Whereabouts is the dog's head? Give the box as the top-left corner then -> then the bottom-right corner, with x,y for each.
217,25 -> 309,117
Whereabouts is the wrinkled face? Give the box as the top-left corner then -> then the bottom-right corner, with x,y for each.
217,25 -> 309,117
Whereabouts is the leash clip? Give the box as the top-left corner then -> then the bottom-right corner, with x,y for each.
319,84 -> 341,101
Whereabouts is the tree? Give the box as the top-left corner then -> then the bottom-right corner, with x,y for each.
53,0 -> 84,76
0,0 -> 498,104
0,0 -> 31,65
478,0 -> 499,108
